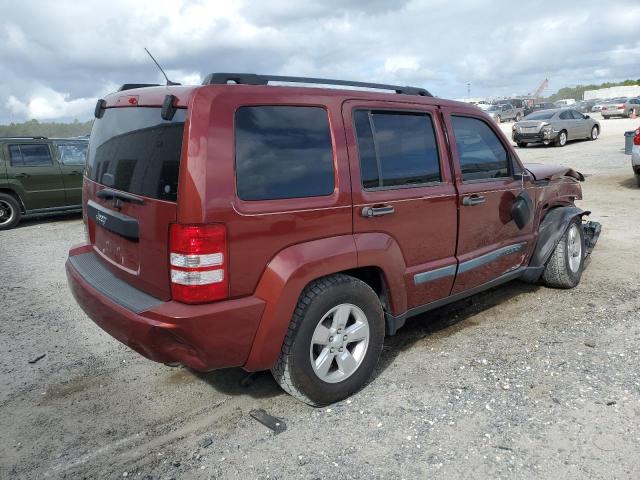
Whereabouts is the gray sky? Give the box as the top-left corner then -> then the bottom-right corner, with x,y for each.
1,0 -> 639,123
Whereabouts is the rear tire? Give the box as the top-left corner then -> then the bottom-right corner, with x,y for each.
271,274 -> 385,406
542,218 -> 585,289
0,193 -> 21,230
590,125 -> 599,141
636,174 -> 640,188
517,142 -> 527,148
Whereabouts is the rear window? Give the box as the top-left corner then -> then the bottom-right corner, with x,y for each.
235,106 -> 334,201
87,107 -> 186,202
525,111 -> 555,120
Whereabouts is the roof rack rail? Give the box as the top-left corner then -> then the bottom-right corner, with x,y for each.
118,83 -> 161,91
201,73 -> 432,97
0,136 -> 48,139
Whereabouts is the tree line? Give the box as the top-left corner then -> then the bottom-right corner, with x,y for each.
0,119 -> 93,138
545,79 -> 640,102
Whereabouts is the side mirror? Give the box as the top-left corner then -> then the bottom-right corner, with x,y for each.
584,114 -> 590,119
513,172 -> 533,182
511,190 -> 533,230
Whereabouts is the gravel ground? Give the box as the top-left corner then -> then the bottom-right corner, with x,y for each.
1,115 -> 639,479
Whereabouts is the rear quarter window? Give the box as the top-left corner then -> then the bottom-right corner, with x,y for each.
235,106 -> 335,201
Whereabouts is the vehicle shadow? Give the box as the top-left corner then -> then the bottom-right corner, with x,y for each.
192,280 -> 540,402
618,177 -> 639,189
375,280 -> 540,375
15,211 -> 82,229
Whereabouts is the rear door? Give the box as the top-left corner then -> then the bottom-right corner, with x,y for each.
442,110 -> 536,294
4,142 -> 66,210
344,100 -> 458,309
84,106 -> 186,300
54,140 -> 88,205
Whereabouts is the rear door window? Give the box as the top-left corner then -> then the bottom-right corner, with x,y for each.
450,116 -> 510,181
55,141 -> 88,165
8,144 -> 53,167
353,110 -> 441,189
87,107 -> 186,202
235,106 -> 334,201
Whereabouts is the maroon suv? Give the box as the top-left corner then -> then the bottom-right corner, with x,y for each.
66,74 -> 600,406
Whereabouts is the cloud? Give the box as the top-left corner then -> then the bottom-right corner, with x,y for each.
0,0 -> 639,122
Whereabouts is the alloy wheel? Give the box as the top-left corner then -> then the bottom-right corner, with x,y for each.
309,303 -> 370,384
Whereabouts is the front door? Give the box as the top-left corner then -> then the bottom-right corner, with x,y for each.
4,143 -> 66,210
344,100 -> 458,309
442,110 -> 536,294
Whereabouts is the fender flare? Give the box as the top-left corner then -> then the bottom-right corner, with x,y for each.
521,206 -> 589,282
242,233 -> 409,371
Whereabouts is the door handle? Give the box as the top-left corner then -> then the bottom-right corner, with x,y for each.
361,205 -> 395,218
15,173 -> 30,178
462,195 -> 486,206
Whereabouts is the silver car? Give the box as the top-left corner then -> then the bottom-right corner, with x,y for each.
512,108 -> 600,147
486,103 -> 522,123
601,97 -> 640,119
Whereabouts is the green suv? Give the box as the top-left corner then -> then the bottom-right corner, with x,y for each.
0,136 -> 88,230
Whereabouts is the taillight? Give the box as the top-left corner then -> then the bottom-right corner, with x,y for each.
169,224 -> 228,304
634,128 -> 640,145
617,104 -> 625,110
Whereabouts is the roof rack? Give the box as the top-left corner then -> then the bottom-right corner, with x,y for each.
118,83 -> 161,91
0,136 -> 48,139
201,73 -> 432,97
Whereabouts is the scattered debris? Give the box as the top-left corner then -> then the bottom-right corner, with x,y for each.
28,354 -> 46,364
200,437 -> 213,449
606,401 -> 616,406
249,409 -> 287,434
584,340 -> 596,348
494,445 -> 513,451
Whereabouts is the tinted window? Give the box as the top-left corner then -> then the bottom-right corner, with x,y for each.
235,106 -> 334,201
55,141 -> 88,165
9,144 -> 53,167
354,110 -> 441,188
87,107 -> 186,202
559,110 -> 572,120
525,111 -> 555,120
451,116 -> 510,181
570,110 -> 584,120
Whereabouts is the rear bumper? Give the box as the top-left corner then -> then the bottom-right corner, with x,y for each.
600,109 -> 625,117
66,245 -> 265,371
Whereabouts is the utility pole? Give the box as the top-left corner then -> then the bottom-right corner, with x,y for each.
467,82 -> 471,99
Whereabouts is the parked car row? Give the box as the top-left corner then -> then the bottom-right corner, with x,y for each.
601,97 -> 640,119
0,136 -> 88,230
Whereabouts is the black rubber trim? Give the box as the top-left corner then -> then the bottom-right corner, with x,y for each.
69,252 -> 162,313
386,267 -> 525,335
87,200 -> 139,240
521,206 -> 588,283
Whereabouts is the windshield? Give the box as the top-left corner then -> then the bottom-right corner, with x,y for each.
525,111 -> 556,120
486,106 -> 499,111
87,107 -> 186,202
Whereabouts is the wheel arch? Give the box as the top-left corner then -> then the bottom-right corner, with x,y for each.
521,206 -> 588,282
243,234 -> 408,371
0,187 -> 26,213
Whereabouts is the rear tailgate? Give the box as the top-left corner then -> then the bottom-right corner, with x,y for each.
84,105 -> 187,300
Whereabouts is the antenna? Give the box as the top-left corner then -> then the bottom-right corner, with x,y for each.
144,48 -> 180,86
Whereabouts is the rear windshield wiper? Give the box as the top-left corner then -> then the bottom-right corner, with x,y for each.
96,189 -> 145,205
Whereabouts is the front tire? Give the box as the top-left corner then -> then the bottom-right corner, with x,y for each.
0,193 -> 21,230
517,142 -> 527,148
542,218 -> 585,288
554,130 -> 568,147
590,125 -> 599,140
271,274 -> 385,406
